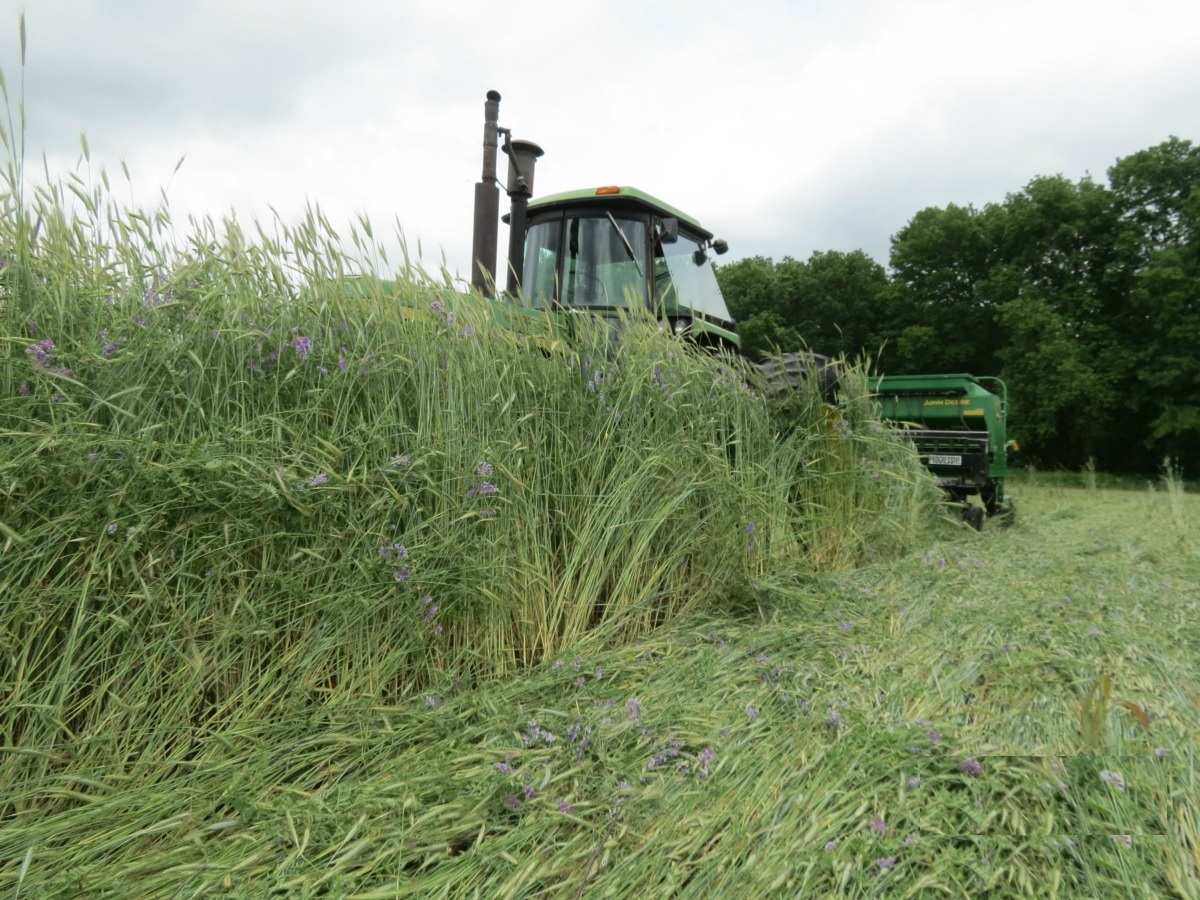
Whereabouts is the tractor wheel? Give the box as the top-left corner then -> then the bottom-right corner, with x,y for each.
756,351 -> 841,403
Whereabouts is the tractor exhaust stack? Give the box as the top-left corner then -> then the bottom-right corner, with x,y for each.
470,90 -> 502,295
502,138 -> 544,295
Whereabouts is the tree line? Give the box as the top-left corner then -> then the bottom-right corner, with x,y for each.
717,137 -> 1199,474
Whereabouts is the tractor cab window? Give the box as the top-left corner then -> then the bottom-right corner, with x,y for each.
562,214 -> 649,309
654,229 -> 734,325
522,218 -> 560,308
521,213 -> 649,310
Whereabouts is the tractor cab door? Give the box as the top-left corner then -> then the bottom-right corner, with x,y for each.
520,210 -> 650,311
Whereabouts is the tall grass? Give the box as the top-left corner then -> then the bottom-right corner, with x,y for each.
0,111 -> 941,860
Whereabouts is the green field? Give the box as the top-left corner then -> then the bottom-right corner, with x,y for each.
2,146 -> 1198,897
2,479 -> 1196,897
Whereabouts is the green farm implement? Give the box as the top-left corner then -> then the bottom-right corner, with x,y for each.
874,373 -> 1015,528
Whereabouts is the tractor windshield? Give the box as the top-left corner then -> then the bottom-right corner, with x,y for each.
655,230 -> 734,324
520,213 -> 650,310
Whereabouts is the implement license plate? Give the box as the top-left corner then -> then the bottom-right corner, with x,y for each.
927,454 -> 963,466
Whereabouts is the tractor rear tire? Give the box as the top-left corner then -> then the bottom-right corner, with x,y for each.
756,351 -> 841,403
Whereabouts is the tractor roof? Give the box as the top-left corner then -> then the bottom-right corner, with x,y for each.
526,186 -> 710,238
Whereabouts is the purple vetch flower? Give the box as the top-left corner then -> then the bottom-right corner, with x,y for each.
476,460 -> 494,476
393,568 -> 410,582
25,339 -> 55,366
1099,770 -> 1126,791
391,455 -> 410,468
132,315 -> 146,327
494,761 -> 510,775
101,341 -> 120,358
746,706 -> 760,719
304,472 -> 329,488
290,335 -> 313,359
876,857 -> 897,871
906,776 -> 921,789
379,542 -> 408,559
521,720 -> 557,746
523,785 -> 535,801
479,507 -> 497,517
558,800 -> 574,814
1155,747 -> 1170,757
824,841 -> 838,852
423,602 -> 439,623
574,676 -> 586,688
927,730 -> 942,743
143,282 -> 172,307
106,522 -> 119,535
565,722 -> 591,750
338,356 -> 347,372
626,698 -> 642,719
502,794 -> 521,810
424,695 -> 440,708
465,481 -> 498,499
697,746 -> 716,776
647,739 -> 686,771
958,757 -> 982,777
871,815 -> 886,835
430,299 -> 455,325
1109,835 -> 1133,847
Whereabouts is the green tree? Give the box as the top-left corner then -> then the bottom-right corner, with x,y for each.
777,250 -> 890,362
718,252 -> 891,363
990,175 -> 1137,467
887,203 -> 1004,374
1107,139 -> 1200,466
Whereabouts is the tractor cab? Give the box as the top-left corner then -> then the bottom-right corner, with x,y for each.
515,186 -> 738,349
469,93 -> 738,349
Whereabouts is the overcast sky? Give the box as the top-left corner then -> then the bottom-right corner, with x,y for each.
2,0 -> 1197,285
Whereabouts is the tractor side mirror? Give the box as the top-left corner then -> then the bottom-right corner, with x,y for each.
713,239 -> 728,255
656,217 -> 679,244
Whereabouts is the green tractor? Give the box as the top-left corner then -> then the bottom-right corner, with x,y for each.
468,90 -> 837,399
464,92 -> 1019,528
874,373 -> 1015,529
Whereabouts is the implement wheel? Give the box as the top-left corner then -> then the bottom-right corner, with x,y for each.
963,505 -> 984,531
